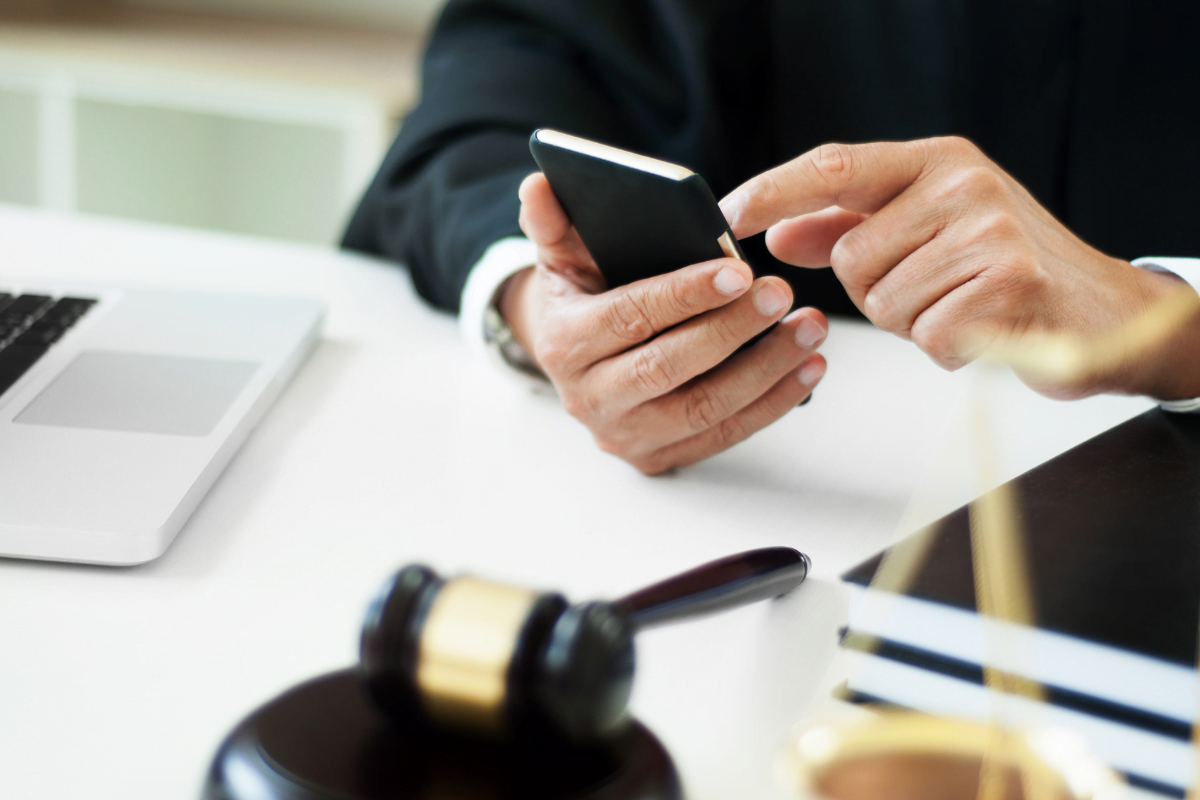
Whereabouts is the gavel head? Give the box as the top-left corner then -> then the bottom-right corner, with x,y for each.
359,565 -> 636,742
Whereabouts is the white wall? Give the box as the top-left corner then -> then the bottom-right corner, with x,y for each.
0,89 -> 38,206
126,0 -> 446,33
75,100 -> 348,243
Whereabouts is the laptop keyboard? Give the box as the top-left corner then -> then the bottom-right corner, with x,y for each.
0,293 -> 98,397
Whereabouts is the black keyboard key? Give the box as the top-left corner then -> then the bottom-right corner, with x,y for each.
0,294 -> 12,313
0,344 -> 48,396
0,294 -> 95,362
31,304 -> 74,331
59,297 -> 97,314
39,297 -> 95,329
15,326 -> 62,346
0,295 -> 53,326
0,324 -> 21,345
17,297 -> 97,345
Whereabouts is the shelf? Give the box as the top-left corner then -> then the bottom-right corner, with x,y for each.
0,5 -> 422,120
0,5 -> 425,244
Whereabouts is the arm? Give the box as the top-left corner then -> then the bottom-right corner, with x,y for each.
344,0 -> 831,472
342,0 -> 699,312
721,137 -> 1200,401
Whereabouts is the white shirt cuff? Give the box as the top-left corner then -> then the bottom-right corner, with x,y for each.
1131,257 -> 1200,295
1132,257 -> 1200,412
459,236 -> 538,359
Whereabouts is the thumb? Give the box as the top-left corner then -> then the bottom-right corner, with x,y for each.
518,172 -> 572,247
764,207 -> 868,268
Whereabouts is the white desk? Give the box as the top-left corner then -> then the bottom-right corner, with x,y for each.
0,205 -> 1154,800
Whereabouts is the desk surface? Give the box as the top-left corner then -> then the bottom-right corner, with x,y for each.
0,205 -> 1154,800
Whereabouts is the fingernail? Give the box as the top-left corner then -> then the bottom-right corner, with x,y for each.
795,318 -> 826,349
799,359 -> 826,388
713,266 -> 748,295
718,196 -> 740,226
753,282 -> 788,316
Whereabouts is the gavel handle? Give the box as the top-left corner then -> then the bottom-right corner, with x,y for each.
611,547 -> 810,630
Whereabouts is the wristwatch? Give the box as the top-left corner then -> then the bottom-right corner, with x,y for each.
483,301 -> 548,384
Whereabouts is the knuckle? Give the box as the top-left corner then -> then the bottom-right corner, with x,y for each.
559,390 -> 591,421
1011,253 -> 1044,285
957,165 -> 1005,199
630,343 -> 676,396
982,257 -> 1043,306
937,135 -> 981,159
830,226 -> 867,270
814,142 -> 855,176
702,311 -> 742,352
973,211 -> 1019,243
911,319 -> 961,368
713,414 -> 749,449
830,233 -> 875,300
746,355 -> 780,388
591,417 -> 643,459
603,293 -> 657,343
757,171 -> 789,212
798,142 -> 857,200
864,286 -> 904,333
934,354 -> 967,371
633,455 -> 670,476
683,384 -> 724,432
661,274 -> 702,317
592,433 -> 624,457
532,330 -> 570,373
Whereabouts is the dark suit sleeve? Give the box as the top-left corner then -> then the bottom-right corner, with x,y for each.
343,2 -> 649,311
341,0 -> 724,313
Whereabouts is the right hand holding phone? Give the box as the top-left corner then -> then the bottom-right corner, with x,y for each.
501,172 -> 828,474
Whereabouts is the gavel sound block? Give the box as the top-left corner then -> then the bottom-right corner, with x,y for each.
205,547 -> 809,800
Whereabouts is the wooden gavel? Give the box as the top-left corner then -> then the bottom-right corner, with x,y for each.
359,547 -> 809,741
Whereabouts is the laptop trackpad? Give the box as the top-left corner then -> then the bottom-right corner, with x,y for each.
15,351 -> 259,436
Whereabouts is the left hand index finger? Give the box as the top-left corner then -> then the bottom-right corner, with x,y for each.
719,139 -> 941,239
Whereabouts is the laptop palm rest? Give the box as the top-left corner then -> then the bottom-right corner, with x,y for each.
14,351 -> 259,437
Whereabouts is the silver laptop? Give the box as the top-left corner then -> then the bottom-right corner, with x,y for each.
0,283 -> 323,565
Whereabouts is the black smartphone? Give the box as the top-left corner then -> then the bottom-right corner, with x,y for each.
529,129 -> 747,288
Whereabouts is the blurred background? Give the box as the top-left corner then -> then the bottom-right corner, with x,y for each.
0,0 -> 445,244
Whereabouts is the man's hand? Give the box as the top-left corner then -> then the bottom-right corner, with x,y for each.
499,173 -> 829,474
721,137 -> 1200,400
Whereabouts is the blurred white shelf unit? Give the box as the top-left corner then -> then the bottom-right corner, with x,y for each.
126,0 -> 445,33
0,45 -> 404,244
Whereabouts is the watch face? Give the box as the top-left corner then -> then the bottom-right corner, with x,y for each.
483,305 -> 545,381
484,305 -> 507,343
